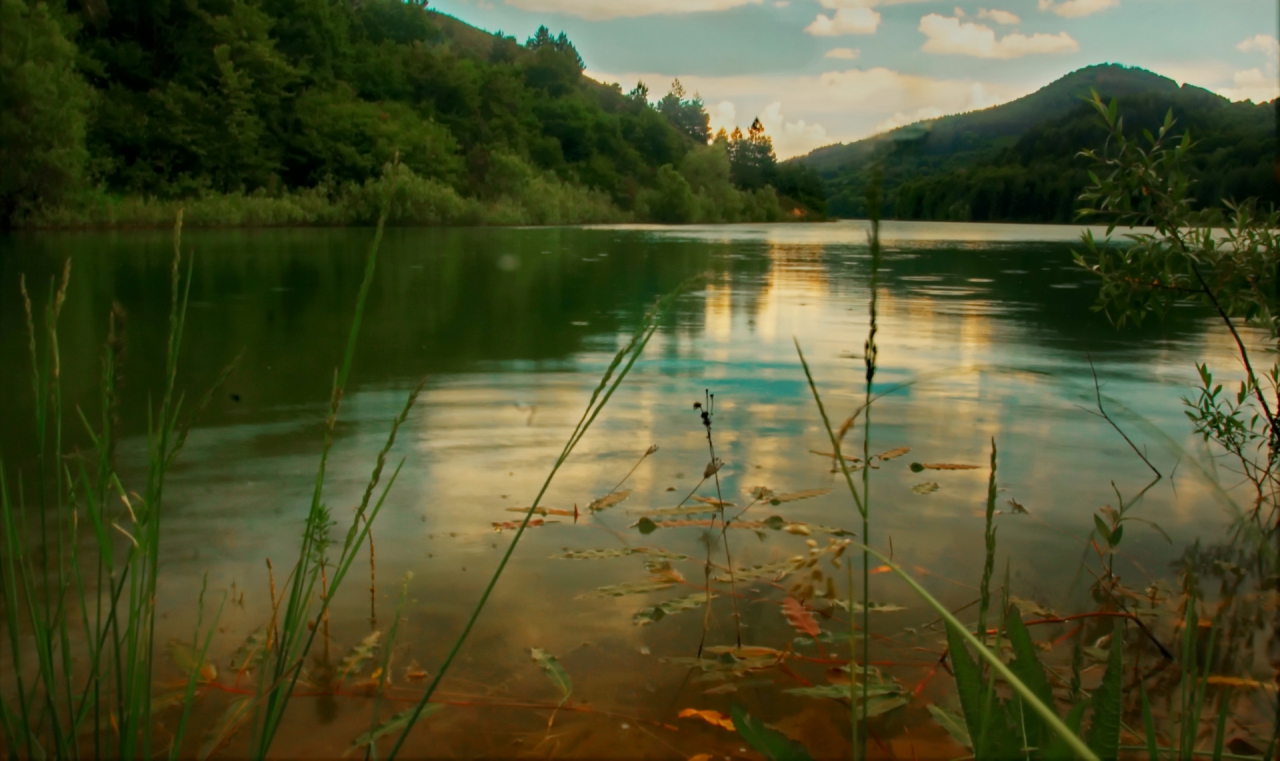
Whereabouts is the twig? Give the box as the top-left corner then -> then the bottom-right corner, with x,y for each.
1088,354 -> 1162,479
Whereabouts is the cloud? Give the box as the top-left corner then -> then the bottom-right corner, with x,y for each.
977,8 -> 1020,24
919,14 -> 1079,58
1237,34 -> 1280,57
500,0 -> 762,19
1217,68 -> 1280,103
758,102 -> 829,157
1037,0 -> 1117,18
587,66 -> 1031,155
824,47 -> 861,59
805,6 -> 880,35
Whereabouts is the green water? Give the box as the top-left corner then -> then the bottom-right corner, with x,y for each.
0,222 -> 1256,757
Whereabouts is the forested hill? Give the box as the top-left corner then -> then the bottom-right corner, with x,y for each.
0,0 -> 825,227
794,64 -> 1277,223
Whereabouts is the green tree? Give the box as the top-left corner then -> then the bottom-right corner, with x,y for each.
657,78 -> 710,144
729,117 -> 777,190
0,0 -> 91,221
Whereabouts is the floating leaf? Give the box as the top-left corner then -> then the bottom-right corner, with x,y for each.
168,638 -> 217,682
337,631 -> 381,681
634,592 -> 711,625
636,517 -> 658,534
928,704 -> 972,750
808,451 -> 861,462
876,446 -> 911,461
491,518 -> 553,531
642,505 -> 722,517
588,490 -> 632,512
199,697 -> 252,760
530,647 -> 572,700
911,482 -> 940,495
715,558 -> 805,583
749,486 -> 776,500
769,489 -> 832,506
782,598 -> 821,638
346,704 -> 444,755
552,547 -> 687,561
911,462 -> 980,471
731,704 -> 814,761
582,577 -> 680,598
505,507 -> 575,517
679,708 -> 735,731
693,495 -> 736,508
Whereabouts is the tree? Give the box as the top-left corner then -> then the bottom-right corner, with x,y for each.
0,0 -> 91,221
729,117 -> 777,190
627,80 -> 649,104
656,78 -> 710,144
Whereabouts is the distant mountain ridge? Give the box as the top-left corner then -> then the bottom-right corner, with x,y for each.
793,64 -> 1276,222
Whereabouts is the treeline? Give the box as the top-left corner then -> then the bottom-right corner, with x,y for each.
818,83 -> 1276,223
0,0 -> 824,227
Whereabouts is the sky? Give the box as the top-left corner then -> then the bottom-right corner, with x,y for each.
429,0 -> 1280,158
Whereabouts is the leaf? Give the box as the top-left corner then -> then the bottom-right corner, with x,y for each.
782,598 -> 821,638
944,621 -> 986,755
715,557 -> 805,583
679,708 -> 735,731
731,704 -> 814,761
1206,675 -> 1267,689
588,490 -> 631,512
703,460 -> 724,478
636,517 -> 658,534
1005,606 -> 1057,751
229,627 -> 268,675
337,631 -> 381,681
911,463 -> 981,471
911,482 -> 940,495
581,577 -> 679,598
928,704 -> 972,750
768,489 -> 832,506
491,518 -> 553,530
875,446 -> 911,461
692,495 -> 736,508
552,547 -> 686,560
346,704 -> 444,755
505,507 -> 575,517
634,592 -> 711,625
1086,619 -> 1124,759
642,505 -> 721,517
1007,499 -> 1028,514
168,638 -> 217,683
199,697 -> 252,760
530,647 -> 572,700
1093,514 -> 1112,545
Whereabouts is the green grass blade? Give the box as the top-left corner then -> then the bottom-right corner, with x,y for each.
1005,605 -> 1056,751
1140,681 -> 1159,761
1086,619 -> 1124,760
731,704 -> 814,761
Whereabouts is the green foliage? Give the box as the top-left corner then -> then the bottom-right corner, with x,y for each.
730,704 -> 814,761
657,78 -> 711,144
0,0 -> 92,219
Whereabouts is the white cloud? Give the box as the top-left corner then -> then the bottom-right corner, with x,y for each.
1037,0 -> 1117,18
1217,68 -> 1280,103
774,0 -> 790,5
805,6 -> 880,35
1237,34 -> 1280,57
977,8 -> 1020,24
919,13 -> 1079,58
758,102 -> 829,157
824,47 -> 861,59
587,66 -> 1032,155
500,0 -> 761,19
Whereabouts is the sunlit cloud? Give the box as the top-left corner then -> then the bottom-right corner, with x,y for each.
1037,0 -> 1118,18
919,13 -> 1079,58
500,0 -> 762,19
758,102 -> 828,157
805,6 -> 880,35
1237,34 -> 1280,57
824,47 -> 861,59
1217,68 -> 1280,103
977,8 -> 1020,24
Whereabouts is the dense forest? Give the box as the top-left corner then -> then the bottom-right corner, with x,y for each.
798,64 -> 1277,223
0,0 -> 825,227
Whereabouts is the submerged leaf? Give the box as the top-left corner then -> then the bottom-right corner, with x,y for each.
346,704 -> 444,755
199,697 -> 252,760
634,592 -> 711,625
927,704 -> 972,750
168,638 -> 217,682
782,598 -> 821,638
679,708 -> 735,731
588,489 -> 632,512
581,577 -> 680,598
876,446 -> 911,461
731,704 -> 814,761
715,558 -> 805,583
911,482 -> 940,495
229,627 -> 269,675
337,631 -> 381,681
530,647 -> 572,700
768,489 -> 832,505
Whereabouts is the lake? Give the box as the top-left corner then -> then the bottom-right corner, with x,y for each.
0,221 -> 1261,758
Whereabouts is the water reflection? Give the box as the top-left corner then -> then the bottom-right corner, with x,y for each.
0,221 -> 1261,756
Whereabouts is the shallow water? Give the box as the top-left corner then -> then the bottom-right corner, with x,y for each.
0,221 -> 1261,757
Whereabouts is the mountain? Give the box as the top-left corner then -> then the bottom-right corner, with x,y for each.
794,64 -> 1277,222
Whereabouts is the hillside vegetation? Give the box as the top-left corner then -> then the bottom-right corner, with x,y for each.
796,64 -> 1277,223
0,0 -> 824,227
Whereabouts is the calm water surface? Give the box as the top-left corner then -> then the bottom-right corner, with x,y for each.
0,221 -> 1256,757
